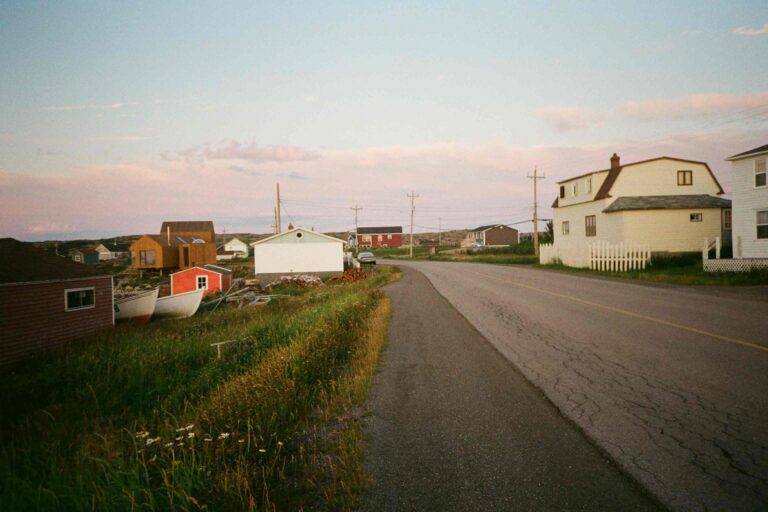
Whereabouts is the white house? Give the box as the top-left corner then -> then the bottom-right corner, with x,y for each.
224,237 -> 249,257
725,144 -> 768,258
250,227 -> 346,280
94,242 -> 130,261
546,154 -> 731,266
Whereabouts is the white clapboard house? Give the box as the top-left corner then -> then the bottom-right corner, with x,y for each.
250,227 -> 346,280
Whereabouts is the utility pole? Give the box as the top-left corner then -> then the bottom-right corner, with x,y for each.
438,217 -> 442,247
350,205 -> 362,250
276,183 -> 282,233
273,207 -> 278,234
407,191 -> 419,258
526,167 -> 546,257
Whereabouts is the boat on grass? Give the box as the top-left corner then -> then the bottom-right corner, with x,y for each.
114,288 -> 158,323
153,288 -> 204,319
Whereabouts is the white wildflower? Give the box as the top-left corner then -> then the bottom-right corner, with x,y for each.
187,432 -> 195,439
258,448 -> 266,453
164,442 -> 174,447
175,424 -> 195,432
135,431 -> 150,439
218,433 -> 230,440
204,437 -> 213,442
146,437 -> 160,446
238,439 -> 245,444
277,441 -> 283,447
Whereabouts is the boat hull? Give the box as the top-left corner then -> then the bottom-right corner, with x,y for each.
153,289 -> 204,319
114,288 -> 158,323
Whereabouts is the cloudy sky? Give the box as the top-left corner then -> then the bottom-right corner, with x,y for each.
1,1 -> 767,240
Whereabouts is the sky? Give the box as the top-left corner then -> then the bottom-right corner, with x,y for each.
1,1 -> 767,241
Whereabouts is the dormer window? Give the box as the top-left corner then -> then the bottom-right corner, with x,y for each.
756,158 -> 766,188
585,177 -> 592,194
677,170 -> 693,186
572,183 -> 578,196
559,186 -> 565,199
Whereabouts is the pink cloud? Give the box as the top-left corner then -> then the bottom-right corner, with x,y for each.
619,91 -> 768,119
733,24 -> 768,36
535,106 -> 605,131
3,129 -> 767,241
174,140 -> 320,164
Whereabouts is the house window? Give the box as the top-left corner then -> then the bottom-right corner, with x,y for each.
562,221 -> 570,235
140,250 -> 156,265
585,178 -> 592,194
756,159 -> 767,188
559,186 -> 565,199
197,275 -> 208,290
65,287 -> 95,311
387,234 -> 392,239
677,170 -> 693,186
378,235 -> 383,241
723,210 -> 732,230
572,183 -> 578,196
758,211 -> 768,239
690,213 -> 703,222
585,215 -> 596,237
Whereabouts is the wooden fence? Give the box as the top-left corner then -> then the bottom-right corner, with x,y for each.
588,240 -> 651,271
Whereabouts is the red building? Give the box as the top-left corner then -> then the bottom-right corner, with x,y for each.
356,226 -> 403,249
0,238 -> 114,366
170,264 -> 232,297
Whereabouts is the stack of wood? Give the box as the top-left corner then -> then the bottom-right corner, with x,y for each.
330,268 -> 370,284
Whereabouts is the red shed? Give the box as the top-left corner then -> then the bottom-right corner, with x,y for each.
356,226 -> 403,249
170,264 -> 232,297
0,238 -> 114,367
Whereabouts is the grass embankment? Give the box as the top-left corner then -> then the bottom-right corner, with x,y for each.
538,254 -> 768,286
0,267 -> 399,511
374,241 -> 538,265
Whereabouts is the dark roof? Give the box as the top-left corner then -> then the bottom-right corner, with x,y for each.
602,195 -> 731,213
551,197 -> 559,208
71,247 -> 99,255
357,226 -> 403,234
469,224 -> 509,232
160,221 -> 214,234
203,264 -> 233,274
103,243 -> 130,252
0,238 -> 110,285
726,143 -> 768,161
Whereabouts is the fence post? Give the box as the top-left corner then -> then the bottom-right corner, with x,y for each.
715,236 -> 721,260
702,238 -> 709,261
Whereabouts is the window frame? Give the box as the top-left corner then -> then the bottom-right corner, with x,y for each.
585,177 -> 592,194
585,215 -> 596,237
677,170 -> 693,186
723,210 -> 732,230
562,221 -> 570,235
139,250 -> 156,265
756,158 -> 767,188
196,275 -> 208,290
690,213 -> 703,222
65,287 -> 96,312
757,210 -> 768,239
572,183 -> 578,196
559,186 -> 565,199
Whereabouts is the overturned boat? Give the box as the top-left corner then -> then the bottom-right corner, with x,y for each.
153,288 -> 204,319
114,288 -> 158,323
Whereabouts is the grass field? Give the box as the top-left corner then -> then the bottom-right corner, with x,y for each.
0,267 -> 399,511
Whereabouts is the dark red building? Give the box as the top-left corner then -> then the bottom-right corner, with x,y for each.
356,226 -> 403,249
0,238 -> 114,366
170,264 -> 232,297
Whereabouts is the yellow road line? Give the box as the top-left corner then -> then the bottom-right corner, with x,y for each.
461,267 -> 768,354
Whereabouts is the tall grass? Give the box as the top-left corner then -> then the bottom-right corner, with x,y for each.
0,267 -> 399,511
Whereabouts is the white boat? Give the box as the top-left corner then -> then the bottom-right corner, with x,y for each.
153,289 -> 204,319
114,288 -> 158,323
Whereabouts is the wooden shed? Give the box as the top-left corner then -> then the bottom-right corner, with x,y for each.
0,238 -> 114,366
170,264 -> 232,297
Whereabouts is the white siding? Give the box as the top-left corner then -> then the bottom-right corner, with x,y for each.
251,229 -> 344,275
224,238 -> 249,256
558,170 -> 609,207
608,160 -> 720,197
730,155 -> 768,258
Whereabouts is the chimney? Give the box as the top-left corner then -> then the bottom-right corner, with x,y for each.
167,226 -> 170,244
610,153 -> 620,170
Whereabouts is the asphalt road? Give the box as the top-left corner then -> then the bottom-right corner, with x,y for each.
371,260 -> 768,512
364,266 -> 663,511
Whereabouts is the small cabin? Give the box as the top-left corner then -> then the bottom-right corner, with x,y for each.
70,248 -> 100,264
170,264 -> 233,297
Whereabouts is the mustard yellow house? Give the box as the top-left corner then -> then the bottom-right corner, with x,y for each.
551,154 -> 731,255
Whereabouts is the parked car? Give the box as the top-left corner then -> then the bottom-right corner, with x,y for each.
357,251 -> 376,264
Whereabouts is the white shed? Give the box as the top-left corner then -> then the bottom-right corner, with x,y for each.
250,227 -> 346,279
223,237 -> 249,257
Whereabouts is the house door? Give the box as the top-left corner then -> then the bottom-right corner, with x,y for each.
183,247 -> 190,267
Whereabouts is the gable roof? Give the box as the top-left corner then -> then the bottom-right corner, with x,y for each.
602,195 -> 731,213
469,224 -> 512,232
225,237 -> 246,245
160,221 -> 214,234
725,143 -> 768,161
0,238 -> 111,285
357,226 -> 403,235
250,227 -> 346,246
104,242 -> 130,252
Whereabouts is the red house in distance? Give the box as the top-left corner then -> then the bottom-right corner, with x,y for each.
356,226 -> 403,249
170,264 -> 232,298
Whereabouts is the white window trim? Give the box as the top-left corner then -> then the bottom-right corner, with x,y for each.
757,210 -> 768,240
572,183 -> 578,196
585,178 -> 592,194
690,213 -> 703,222
562,221 -> 570,235
755,158 -> 766,189
197,275 -> 209,290
64,286 -> 96,312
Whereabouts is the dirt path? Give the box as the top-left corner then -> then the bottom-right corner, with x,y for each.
364,266 -> 663,511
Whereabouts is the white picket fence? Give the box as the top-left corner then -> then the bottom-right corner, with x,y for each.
540,240 -> 651,271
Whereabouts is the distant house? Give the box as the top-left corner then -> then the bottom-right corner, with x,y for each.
251,227 -> 346,280
70,248 -> 100,264
130,221 -> 217,273
170,264 -> 233,297
223,237 -> 249,257
94,242 -> 130,261
357,226 -> 403,249
551,154 -> 730,255
725,144 -> 768,258
462,225 -> 519,247
216,248 -> 237,261
0,238 -> 114,366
